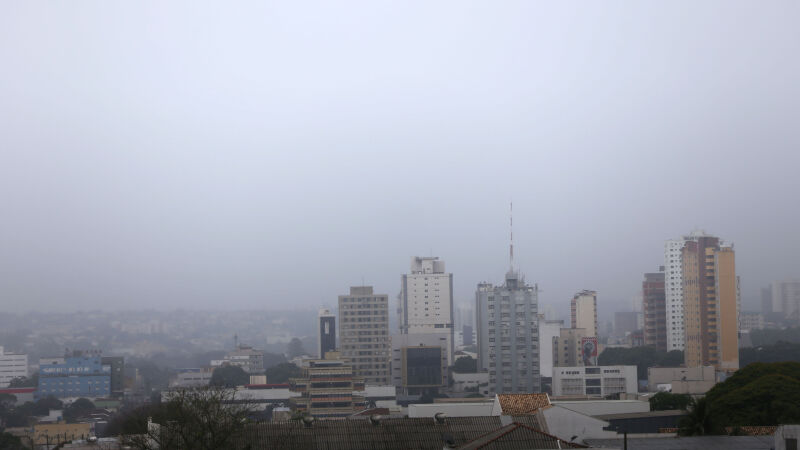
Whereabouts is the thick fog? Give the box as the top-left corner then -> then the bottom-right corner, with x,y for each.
1,1 -> 798,317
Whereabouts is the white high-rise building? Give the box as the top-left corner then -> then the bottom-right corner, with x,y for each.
0,346 -> 28,388
399,257 -> 454,365
772,280 -> 800,322
665,230 -> 711,351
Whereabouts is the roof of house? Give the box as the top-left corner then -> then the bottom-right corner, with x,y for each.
232,415 -> 549,449
497,393 -> 551,415
585,435 -> 774,450
457,422 -> 586,449
594,409 -> 687,420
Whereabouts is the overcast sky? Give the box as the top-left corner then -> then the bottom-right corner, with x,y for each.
1,1 -> 798,318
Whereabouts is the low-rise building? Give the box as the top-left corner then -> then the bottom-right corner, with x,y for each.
38,352 -> 111,399
390,334 -> 448,396
0,346 -> 28,388
171,368 -> 214,388
289,355 -> 366,418
647,366 -> 716,394
452,372 -> 489,395
740,312 -> 765,331
552,365 -> 637,398
211,344 -> 264,374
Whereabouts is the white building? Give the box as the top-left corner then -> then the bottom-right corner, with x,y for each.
772,280 -> 800,321
171,368 -> 213,388
210,345 -> 264,374
0,346 -> 27,388
538,316 -> 564,378
399,257 -> 454,365
552,365 -> 637,398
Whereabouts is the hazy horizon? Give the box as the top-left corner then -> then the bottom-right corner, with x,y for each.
2,1 -> 799,318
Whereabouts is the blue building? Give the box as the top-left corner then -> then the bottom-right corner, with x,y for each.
38,353 -> 111,399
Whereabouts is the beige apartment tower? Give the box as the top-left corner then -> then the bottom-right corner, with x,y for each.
571,290 -> 598,338
681,236 -> 739,371
338,286 -> 391,385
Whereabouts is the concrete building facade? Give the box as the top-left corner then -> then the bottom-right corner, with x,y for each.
772,280 -> 800,323
399,257 -> 454,365
339,286 -> 391,385
571,290 -> 598,338
682,236 -> 739,371
538,317 -> 564,378
647,366 -> 715,394
476,270 -> 540,394
38,353 -> 111,399
390,333 -> 448,395
553,328 -> 588,368
552,365 -> 638,398
642,271 -> 667,352
318,308 -> 337,358
211,345 -> 264,374
289,356 -> 366,418
0,346 -> 27,388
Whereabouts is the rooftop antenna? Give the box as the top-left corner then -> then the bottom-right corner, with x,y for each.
509,201 -> 514,272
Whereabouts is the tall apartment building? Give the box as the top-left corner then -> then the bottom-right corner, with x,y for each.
771,280 -> 800,323
39,352 -> 111,399
399,257 -> 454,365
571,290 -> 598,338
339,286 -> 391,385
0,347 -> 27,388
289,355 -> 366,418
682,236 -> 739,371
643,271 -> 667,352
318,308 -> 337,358
665,230 -> 712,351
476,270 -> 540,394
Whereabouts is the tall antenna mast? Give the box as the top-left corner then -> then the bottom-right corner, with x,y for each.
509,201 -> 514,272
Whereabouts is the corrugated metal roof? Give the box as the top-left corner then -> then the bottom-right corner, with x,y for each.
585,435 -> 773,450
231,415 -> 549,449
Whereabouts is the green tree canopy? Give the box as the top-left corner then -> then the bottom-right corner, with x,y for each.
210,365 -> 250,388
679,362 -> 800,435
739,341 -> 800,367
64,398 -> 96,423
648,392 -> 691,411
8,372 -> 37,388
264,363 -> 301,383
598,346 -> 683,379
452,356 -> 478,374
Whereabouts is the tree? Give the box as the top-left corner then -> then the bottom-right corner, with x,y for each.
287,338 -> 306,358
210,365 -> 249,388
8,372 -> 37,388
264,362 -> 301,383
649,392 -> 691,411
679,397 -> 714,436
739,341 -> 800,367
120,387 -> 252,450
452,356 -> 478,374
64,398 -> 95,423
0,431 -> 26,450
598,346 -> 684,379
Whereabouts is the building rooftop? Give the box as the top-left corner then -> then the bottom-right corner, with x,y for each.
496,393 -> 552,415
229,415 -> 550,449
458,422 -> 586,449
586,435 -> 773,450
